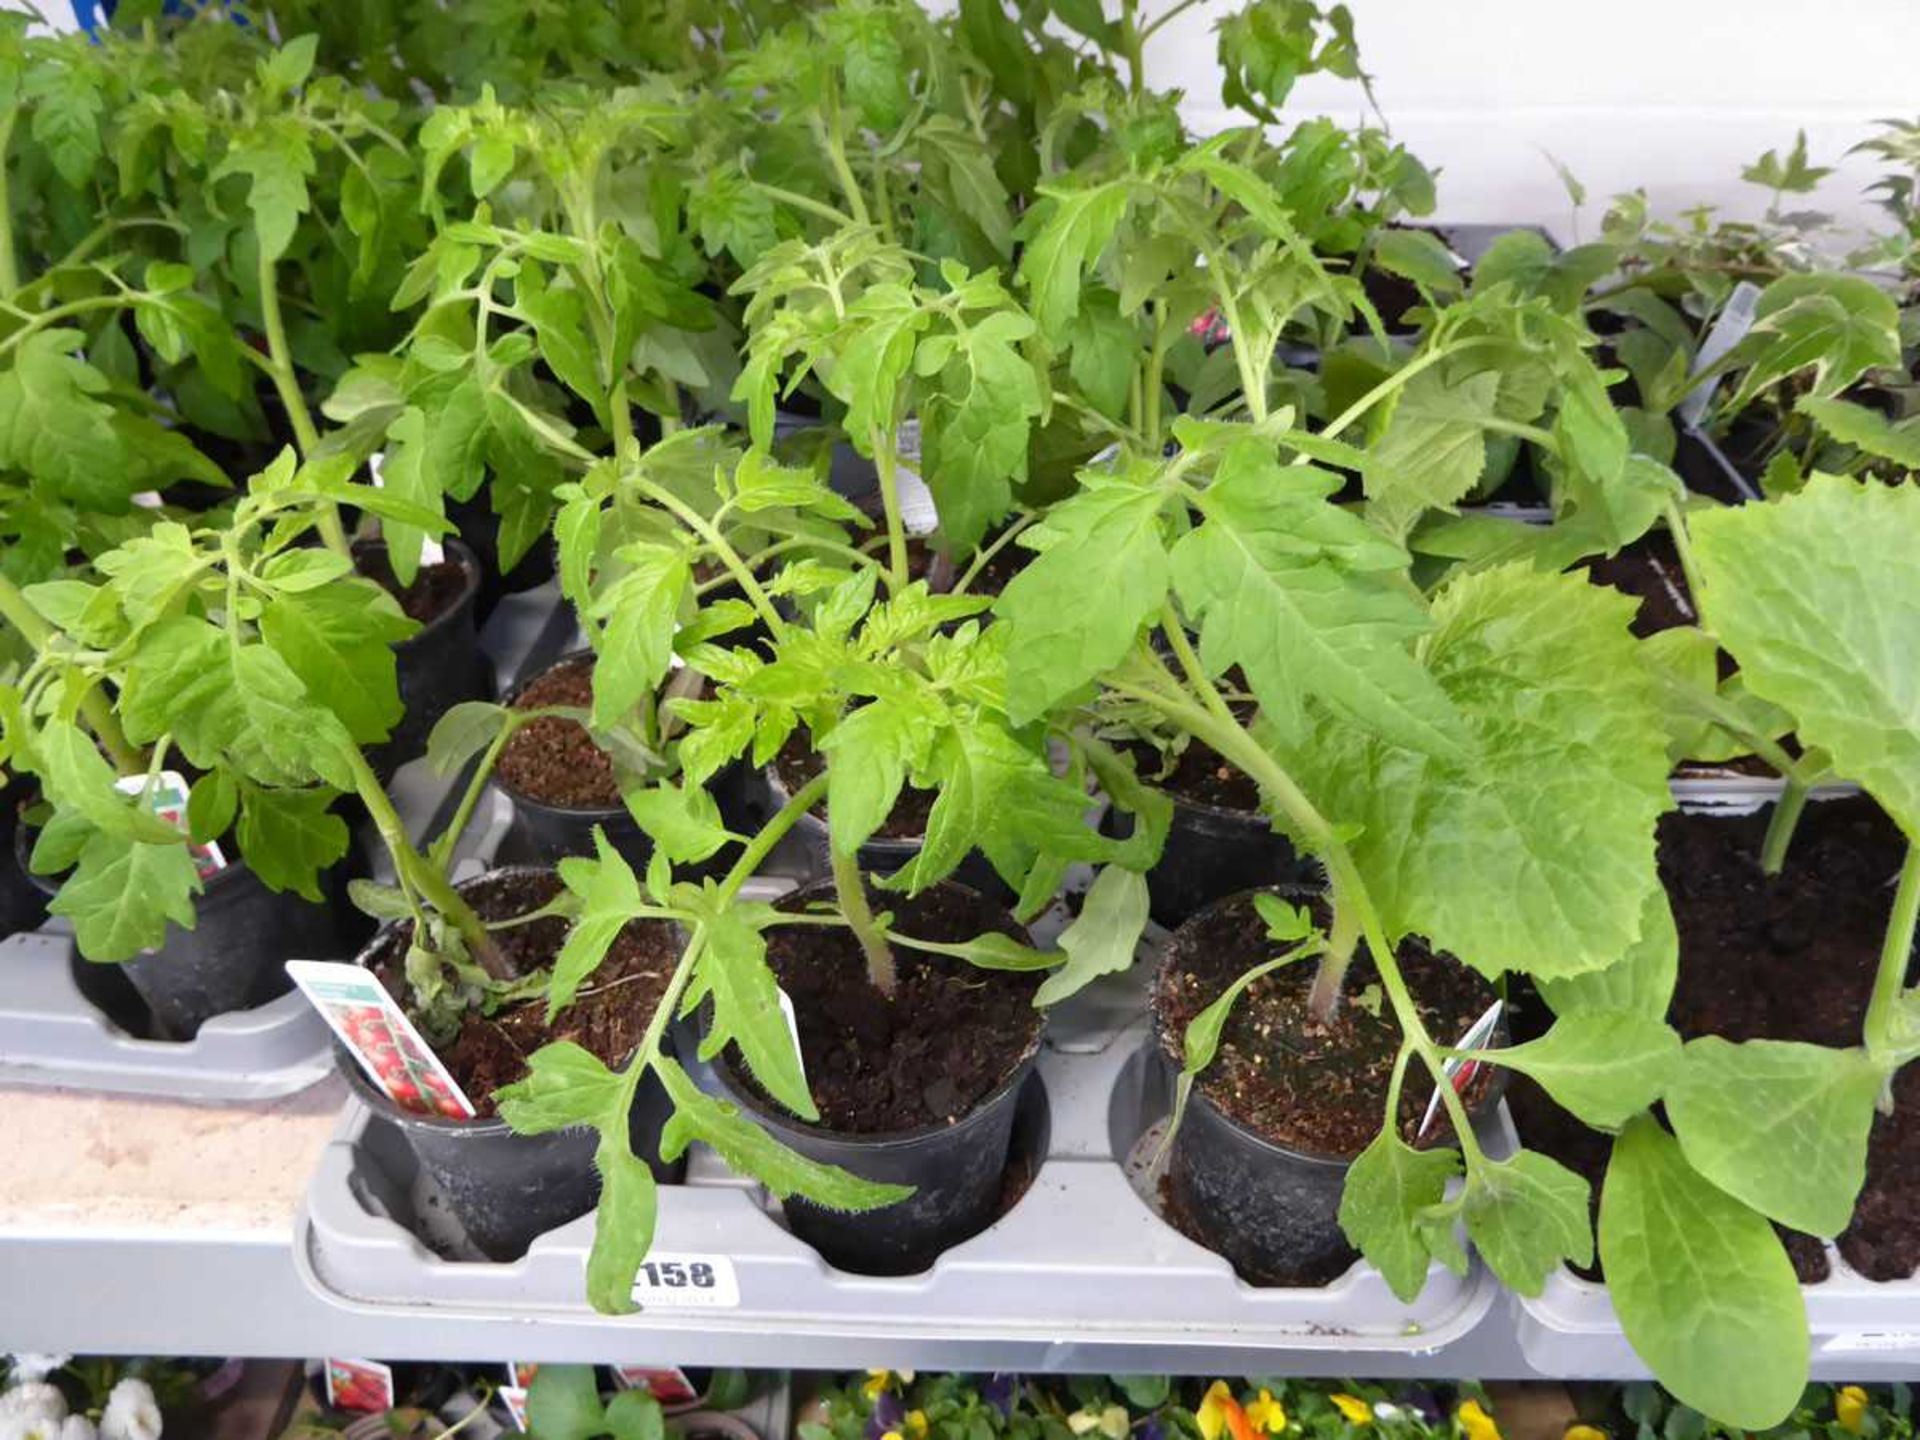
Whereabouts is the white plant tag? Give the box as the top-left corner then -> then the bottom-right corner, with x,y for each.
1418,998 -> 1505,1142
114,770 -> 226,878
1676,280 -> 1763,427
370,448 -> 445,565
629,1253 -> 741,1309
776,985 -> 808,1087
498,1385 -> 530,1431
286,959 -> 477,1119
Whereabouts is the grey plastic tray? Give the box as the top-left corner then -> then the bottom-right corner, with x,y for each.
295,911 -> 1517,1355
0,583 -> 577,1100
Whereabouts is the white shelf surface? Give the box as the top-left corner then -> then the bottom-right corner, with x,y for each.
3,1078 -> 1916,1378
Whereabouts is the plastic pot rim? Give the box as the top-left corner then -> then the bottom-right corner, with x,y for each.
490,647 -> 640,821
353,536 -> 484,654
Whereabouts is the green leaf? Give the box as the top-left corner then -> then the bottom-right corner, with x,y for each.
1725,275 -> 1901,408
1538,883 -> 1678,1022
1064,289 -> 1139,422
469,133 -> 515,197
605,1390 -> 666,1440
1742,130 -> 1832,195
624,782 -> 734,865
1339,1129 -> 1464,1301
496,1041 -> 627,1134
260,34 -> 319,93
50,831 -> 202,963
235,786 -> 348,902
696,900 -> 815,1120
997,472 -> 1169,725
25,54 -> 104,189
589,546 -> 689,732
214,121 -> 315,262
1459,1148 -> 1593,1295
426,701 -> 512,778
527,1364 -> 606,1440
589,1136 -> 661,1318
550,832 -> 643,1017
820,701 -> 920,858
1280,564 -> 1672,980
1473,1010 -> 1681,1132
187,769 -> 238,845
0,330 -> 131,511
34,720 -> 178,844
1175,442 -> 1465,757
917,116 -> 1012,256
258,582 -> 415,745
1797,396 -> 1920,468
1033,865 -> 1149,1007
1689,476 -> 1920,840
656,1056 -> 912,1210
1371,229 -> 1466,303
1019,181 -> 1131,343
374,407 -> 446,589
919,308 -> 1042,553
1664,1037 -> 1882,1235
1600,1116 -> 1808,1430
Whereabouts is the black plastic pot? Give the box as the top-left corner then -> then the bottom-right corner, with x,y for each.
357,538 -> 494,773
16,819 -> 366,1040
708,880 -> 1042,1275
1155,888 -> 1507,1287
340,869 -> 683,1261
445,487 -> 557,626
1103,789 -> 1314,929
0,781 -> 48,939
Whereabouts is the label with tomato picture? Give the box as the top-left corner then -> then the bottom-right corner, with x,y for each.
612,1367 -> 699,1404
287,960 -> 476,1119
323,1358 -> 395,1413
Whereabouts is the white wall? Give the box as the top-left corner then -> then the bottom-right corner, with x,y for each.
1147,0 -> 1920,245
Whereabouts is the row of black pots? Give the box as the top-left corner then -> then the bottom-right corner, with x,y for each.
343,871 -> 1039,1274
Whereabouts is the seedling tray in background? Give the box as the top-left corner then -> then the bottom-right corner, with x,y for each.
0,583 -> 577,1100
296,927 -> 1516,1363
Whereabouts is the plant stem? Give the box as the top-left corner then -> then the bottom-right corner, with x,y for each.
830,841 -> 896,996
255,244 -> 347,555
871,426 -> 911,593
429,718 -> 518,873
1119,0 -> 1145,97
1662,497 -> 1708,608
748,180 -> 854,228
1144,300 -> 1169,446
1759,779 -> 1808,876
719,770 -> 829,899
813,99 -> 870,228
344,747 -> 508,980
0,571 -> 140,771
1865,841 -> 1920,1072
0,108 -> 18,297
634,478 -> 789,639
953,512 -> 1034,595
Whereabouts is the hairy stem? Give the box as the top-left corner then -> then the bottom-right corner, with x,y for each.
830,841 -> 896,996
0,108 -> 17,296
0,571 -> 140,771
635,477 -> 789,640
255,244 -> 347,555
429,717 -> 518,873
1865,841 -> 1920,1072
872,427 -> 911,593
1759,779 -> 1808,876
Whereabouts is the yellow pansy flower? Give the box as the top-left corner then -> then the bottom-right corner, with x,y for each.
1837,1386 -> 1870,1434
1565,1427 -> 1609,1440
880,1433 -> 903,1440
1243,1388 -> 1288,1435
1332,1393 -> 1374,1426
906,1411 -> 930,1439
863,1370 -> 915,1399
1458,1399 -> 1502,1440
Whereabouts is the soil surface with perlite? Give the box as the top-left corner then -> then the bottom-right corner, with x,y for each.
1511,796 -> 1916,1282
1154,891 -> 1500,1158
372,869 -> 672,1118
496,655 -> 623,810
734,883 -> 1042,1134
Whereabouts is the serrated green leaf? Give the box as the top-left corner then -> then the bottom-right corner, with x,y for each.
624,782 -> 733,865
0,329 -> 131,511
696,901 -> 814,1120
1798,396 -> 1920,468
258,582 -> 415,745
1371,229 -> 1466,303
51,830 -> 202,963
550,831 -> 644,1017
590,546 -> 689,732
1726,275 -> 1901,409
1019,181 -> 1131,343
1473,1010 -> 1680,1132
1689,476 -> 1920,840
1459,1148 -> 1593,1295
528,1363 -> 608,1435
819,700 -> 920,858
655,1056 -> 911,1210
33,719 -> 178,845
1339,1128 -> 1463,1301
918,115 -> 1012,256
1538,883 -> 1678,1022
1280,564 -> 1672,980
187,769 -> 237,846
1664,1036 -> 1881,1236
1033,866 -> 1148,1007
1600,1116 -> 1808,1430
1177,441 -> 1464,757
997,473 -> 1169,725
1366,366 -> 1500,538
235,786 -> 347,903
919,308 -> 1041,553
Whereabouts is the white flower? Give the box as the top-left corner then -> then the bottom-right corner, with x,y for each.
59,1420 -> 98,1440
98,1381 -> 160,1440
1373,1403 -> 1402,1422
5,1360 -> 69,1387
1,1419 -> 65,1440
0,1384 -> 68,1424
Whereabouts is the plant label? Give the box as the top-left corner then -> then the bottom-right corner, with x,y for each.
323,1358 -> 395,1413
1676,280 -> 1763,427
498,1385 -> 530,1431
504,1363 -> 539,1389
286,960 -> 476,1119
629,1253 -> 741,1309
370,448 -> 446,565
114,770 -> 226,878
612,1367 -> 699,1404
776,985 -> 807,1087
1417,998 -> 1505,1142
890,420 -> 940,535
